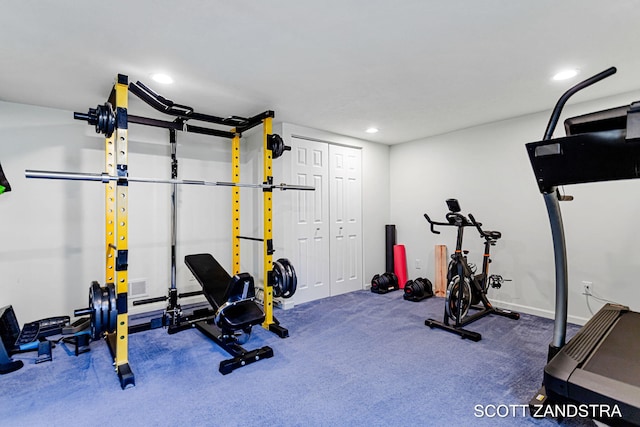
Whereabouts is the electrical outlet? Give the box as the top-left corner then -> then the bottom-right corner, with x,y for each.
415,259 -> 422,269
582,281 -> 592,294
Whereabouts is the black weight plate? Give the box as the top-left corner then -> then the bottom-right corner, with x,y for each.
279,259 -> 291,298
276,258 -> 290,297
288,262 -> 297,297
269,134 -> 285,159
272,260 -> 286,298
97,103 -> 115,138
107,283 -> 117,333
278,258 -> 297,298
100,286 -> 110,337
89,281 -> 103,340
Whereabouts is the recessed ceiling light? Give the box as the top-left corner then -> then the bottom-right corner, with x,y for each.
552,69 -> 579,81
365,127 -> 379,134
150,73 -> 174,84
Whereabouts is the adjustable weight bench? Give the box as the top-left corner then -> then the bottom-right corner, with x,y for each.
184,253 -> 273,374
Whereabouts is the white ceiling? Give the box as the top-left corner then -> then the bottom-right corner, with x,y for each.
1,1 -> 639,144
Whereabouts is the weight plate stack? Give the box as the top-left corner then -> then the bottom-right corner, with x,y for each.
79,281 -> 118,340
271,258 -> 297,299
272,260 -> 286,298
278,258 -> 297,298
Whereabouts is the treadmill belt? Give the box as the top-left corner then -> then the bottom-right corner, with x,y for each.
583,311 -> 640,387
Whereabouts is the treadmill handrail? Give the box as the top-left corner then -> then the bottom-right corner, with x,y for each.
538,67 -> 617,351
543,67 -> 616,141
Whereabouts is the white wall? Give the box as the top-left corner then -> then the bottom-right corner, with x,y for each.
0,100 -> 260,323
390,89 -> 640,324
270,123 -> 391,292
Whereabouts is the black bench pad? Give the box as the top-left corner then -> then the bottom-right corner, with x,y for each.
185,253 -> 264,331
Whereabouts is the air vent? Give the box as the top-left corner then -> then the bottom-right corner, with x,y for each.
128,279 -> 147,298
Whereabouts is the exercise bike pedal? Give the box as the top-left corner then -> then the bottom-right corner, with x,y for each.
488,274 -> 509,289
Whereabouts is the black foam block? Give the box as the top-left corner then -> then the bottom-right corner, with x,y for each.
385,225 -> 396,273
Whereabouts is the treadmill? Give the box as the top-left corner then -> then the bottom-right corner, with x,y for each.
527,67 -> 640,426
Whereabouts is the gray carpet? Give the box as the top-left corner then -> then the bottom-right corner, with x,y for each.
1,290 -> 594,426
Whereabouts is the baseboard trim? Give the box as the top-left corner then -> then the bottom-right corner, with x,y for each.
491,299 -> 590,326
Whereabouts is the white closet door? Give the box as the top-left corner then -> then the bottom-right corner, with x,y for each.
329,144 -> 363,296
290,137 -> 330,304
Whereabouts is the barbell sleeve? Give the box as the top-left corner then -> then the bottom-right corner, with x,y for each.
74,307 -> 93,317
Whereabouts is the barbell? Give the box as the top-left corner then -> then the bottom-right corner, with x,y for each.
25,169 -> 315,191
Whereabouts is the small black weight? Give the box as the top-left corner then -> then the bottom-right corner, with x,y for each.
403,277 -> 434,302
370,272 -> 399,294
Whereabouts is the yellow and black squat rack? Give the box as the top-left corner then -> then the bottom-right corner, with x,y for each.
64,75 -> 134,388
26,74 -> 307,387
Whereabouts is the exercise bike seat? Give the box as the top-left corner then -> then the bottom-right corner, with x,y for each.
485,230 -> 502,240
184,254 -> 265,331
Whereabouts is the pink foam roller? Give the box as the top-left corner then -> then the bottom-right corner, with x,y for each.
393,244 -> 408,289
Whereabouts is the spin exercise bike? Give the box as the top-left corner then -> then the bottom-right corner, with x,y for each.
423,199 -> 519,341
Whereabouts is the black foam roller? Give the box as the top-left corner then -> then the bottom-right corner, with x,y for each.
385,225 -> 396,273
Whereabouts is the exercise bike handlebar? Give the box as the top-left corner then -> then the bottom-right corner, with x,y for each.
468,213 -> 489,239
423,213 -> 444,234
446,212 -> 473,227
423,212 -> 474,235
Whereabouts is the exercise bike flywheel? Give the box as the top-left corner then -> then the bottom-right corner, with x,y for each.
445,275 -> 472,322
